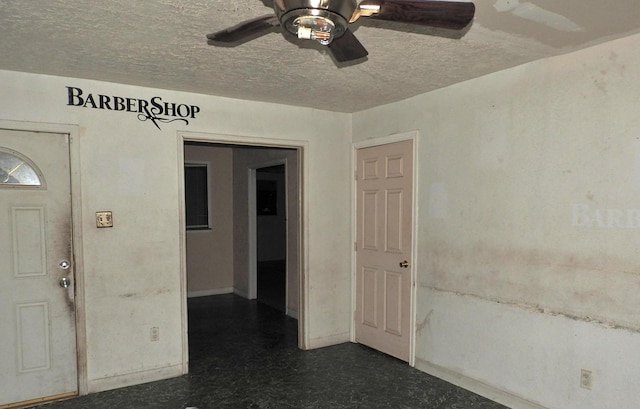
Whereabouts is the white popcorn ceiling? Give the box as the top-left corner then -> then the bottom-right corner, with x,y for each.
0,0 -> 638,112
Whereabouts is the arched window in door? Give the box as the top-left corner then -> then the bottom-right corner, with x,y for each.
0,148 -> 45,188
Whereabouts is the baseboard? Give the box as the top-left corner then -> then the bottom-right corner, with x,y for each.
87,364 -> 184,394
233,288 -> 249,299
187,288 -> 234,298
305,332 -> 350,350
414,358 -> 547,409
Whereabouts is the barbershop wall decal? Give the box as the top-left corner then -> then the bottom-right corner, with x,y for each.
66,86 -> 201,130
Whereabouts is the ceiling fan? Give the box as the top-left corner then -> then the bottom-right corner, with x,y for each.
207,0 -> 475,63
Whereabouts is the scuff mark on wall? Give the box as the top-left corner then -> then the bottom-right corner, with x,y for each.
119,288 -> 172,299
416,309 -> 433,334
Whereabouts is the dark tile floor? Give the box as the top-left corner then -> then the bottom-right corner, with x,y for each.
34,294 -> 507,409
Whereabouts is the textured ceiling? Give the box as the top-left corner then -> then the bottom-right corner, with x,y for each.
0,0 -> 639,113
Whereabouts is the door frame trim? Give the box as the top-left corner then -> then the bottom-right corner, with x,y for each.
248,159 -> 288,305
351,130 -> 420,366
177,131 -> 310,364
0,119 -> 87,396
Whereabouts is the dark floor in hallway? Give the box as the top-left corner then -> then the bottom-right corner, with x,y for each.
34,294 -> 507,409
257,259 -> 286,312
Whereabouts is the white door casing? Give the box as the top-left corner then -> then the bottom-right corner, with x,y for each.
248,159 -> 287,301
355,139 -> 414,362
0,129 -> 78,408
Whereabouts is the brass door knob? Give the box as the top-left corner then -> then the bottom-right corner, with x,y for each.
399,260 -> 409,268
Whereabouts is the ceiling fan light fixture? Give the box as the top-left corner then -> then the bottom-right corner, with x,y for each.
276,0 -> 357,45
292,15 -> 336,45
282,9 -> 348,45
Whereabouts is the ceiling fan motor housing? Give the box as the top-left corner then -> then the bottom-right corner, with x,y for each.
273,0 -> 358,44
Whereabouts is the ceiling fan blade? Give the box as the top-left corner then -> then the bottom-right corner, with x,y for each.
207,14 -> 280,44
359,0 -> 475,30
328,29 -> 369,63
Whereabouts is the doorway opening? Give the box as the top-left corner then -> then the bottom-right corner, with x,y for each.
255,164 -> 287,313
179,135 -> 305,372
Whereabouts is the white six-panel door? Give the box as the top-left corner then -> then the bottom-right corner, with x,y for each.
0,129 -> 77,408
355,139 -> 413,362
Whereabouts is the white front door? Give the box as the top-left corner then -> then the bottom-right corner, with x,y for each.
0,129 -> 78,408
355,139 -> 413,362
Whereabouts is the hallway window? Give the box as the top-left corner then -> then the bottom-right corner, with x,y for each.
185,162 -> 210,229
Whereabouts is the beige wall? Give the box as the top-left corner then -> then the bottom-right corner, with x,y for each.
184,144 -> 234,296
353,32 -> 640,409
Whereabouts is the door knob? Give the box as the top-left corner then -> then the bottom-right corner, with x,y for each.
399,260 -> 409,268
59,277 -> 71,288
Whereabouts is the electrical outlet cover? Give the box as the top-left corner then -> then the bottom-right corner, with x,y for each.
96,211 -> 113,228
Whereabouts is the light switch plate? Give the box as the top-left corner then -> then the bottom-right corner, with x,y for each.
96,211 -> 113,228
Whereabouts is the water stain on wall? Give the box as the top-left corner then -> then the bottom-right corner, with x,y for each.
424,284 -> 640,334
423,240 -> 640,332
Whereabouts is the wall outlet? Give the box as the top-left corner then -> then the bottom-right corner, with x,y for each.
96,211 -> 113,228
150,326 -> 159,342
580,369 -> 593,390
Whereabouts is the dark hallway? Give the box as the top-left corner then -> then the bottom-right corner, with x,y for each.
256,164 -> 287,313
33,295 -> 506,409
